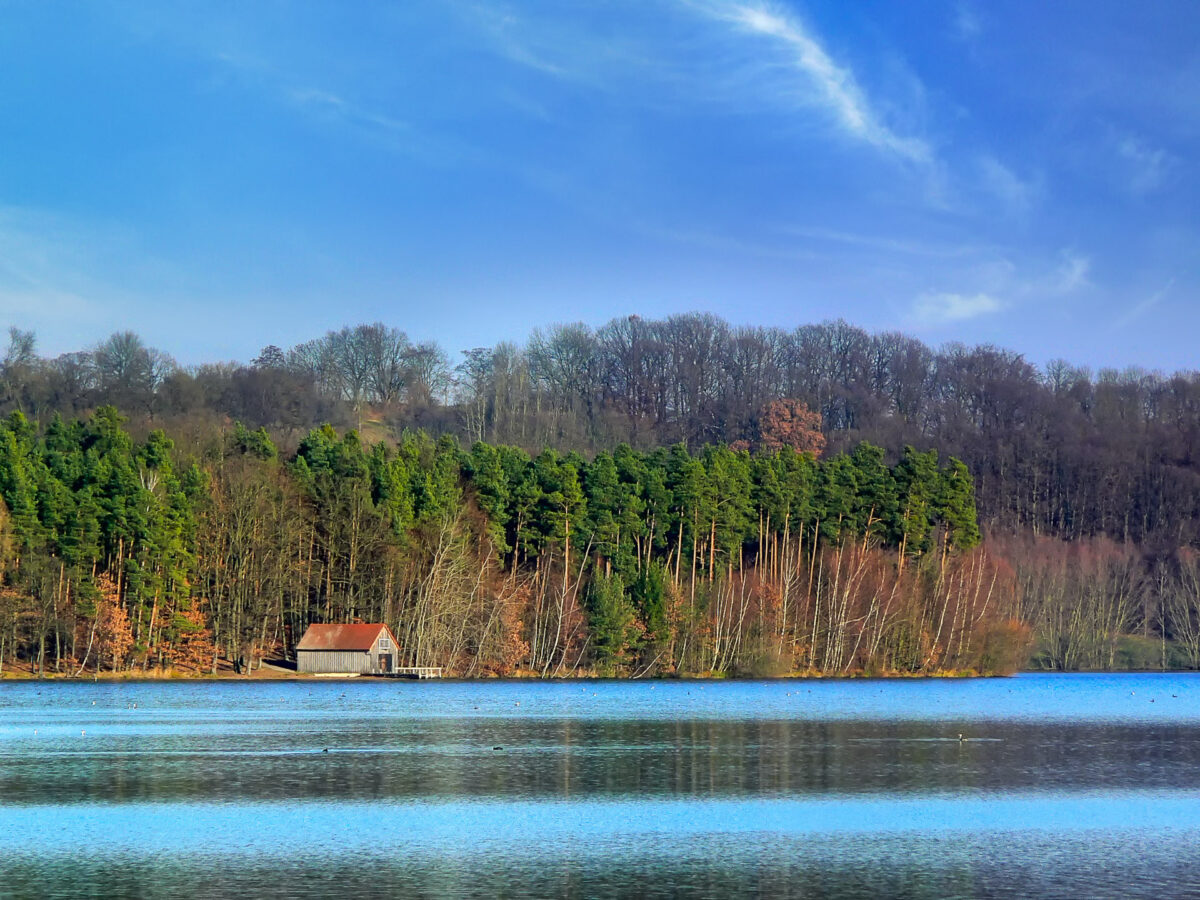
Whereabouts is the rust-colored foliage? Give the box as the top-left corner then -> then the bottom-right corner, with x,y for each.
756,399 -> 826,455
94,575 -> 133,672
482,581 -> 531,676
976,619 -> 1033,675
167,600 -> 216,672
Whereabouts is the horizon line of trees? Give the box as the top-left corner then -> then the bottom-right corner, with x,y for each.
3,313 -> 1197,552
0,404 -> 1033,678
0,405 -> 1198,677
1,312 -> 1198,675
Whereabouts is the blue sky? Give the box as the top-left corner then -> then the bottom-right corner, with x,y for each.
0,1 -> 1195,370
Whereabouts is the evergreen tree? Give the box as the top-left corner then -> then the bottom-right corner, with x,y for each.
586,573 -> 639,674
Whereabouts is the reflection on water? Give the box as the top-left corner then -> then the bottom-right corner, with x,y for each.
1,674 -> 1199,898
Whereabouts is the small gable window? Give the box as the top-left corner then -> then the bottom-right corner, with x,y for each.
378,635 -> 392,651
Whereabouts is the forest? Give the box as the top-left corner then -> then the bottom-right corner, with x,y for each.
0,312 -> 1197,676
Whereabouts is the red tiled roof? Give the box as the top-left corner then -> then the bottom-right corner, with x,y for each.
296,623 -> 394,652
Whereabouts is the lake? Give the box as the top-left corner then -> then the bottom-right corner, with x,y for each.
2,674 -> 1199,898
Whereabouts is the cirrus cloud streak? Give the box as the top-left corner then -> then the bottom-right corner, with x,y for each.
912,292 -> 1004,324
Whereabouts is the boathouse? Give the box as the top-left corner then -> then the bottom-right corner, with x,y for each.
295,623 -> 401,675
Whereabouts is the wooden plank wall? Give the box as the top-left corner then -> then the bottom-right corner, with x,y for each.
297,650 -> 373,674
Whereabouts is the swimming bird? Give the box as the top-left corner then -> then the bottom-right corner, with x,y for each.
492,746 -> 503,751
958,733 -> 966,742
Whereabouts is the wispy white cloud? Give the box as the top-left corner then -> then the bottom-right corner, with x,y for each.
1112,279 -> 1174,329
784,225 -> 991,259
1115,133 -> 1173,195
461,1 -> 932,165
204,57 -> 480,168
460,4 -> 572,78
202,50 -> 409,140
952,2 -> 982,41
132,16 -> 438,162
286,88 -> 409,134
977,155 -> 1036,214
907,249 -> 1089,328
1045,251 -> 1090,295
636,222 -> 823,261
912,292 -> 1003,324
685,1 -> 931,163
981,250 -> 1090,300
452,1 -> 639,92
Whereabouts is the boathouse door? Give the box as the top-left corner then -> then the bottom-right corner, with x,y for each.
378,653 -> 392,674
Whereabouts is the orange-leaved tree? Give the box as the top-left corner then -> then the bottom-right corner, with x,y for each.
756,399 -> 826,455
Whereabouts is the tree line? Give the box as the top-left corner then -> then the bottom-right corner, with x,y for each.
2,312 -> 1199,672
4,314 -> 1198,551
0,405 -> 1035,676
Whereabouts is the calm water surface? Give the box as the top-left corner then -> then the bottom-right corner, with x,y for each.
2,673 -> 1200,898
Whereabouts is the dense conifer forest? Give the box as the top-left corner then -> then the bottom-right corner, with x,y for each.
1,313 -> 1197,675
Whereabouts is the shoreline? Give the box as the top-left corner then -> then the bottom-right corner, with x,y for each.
4,667 -> 1191,682
0,658 -> 1020,681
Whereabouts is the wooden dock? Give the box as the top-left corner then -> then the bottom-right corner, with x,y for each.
388,666 -> 443,679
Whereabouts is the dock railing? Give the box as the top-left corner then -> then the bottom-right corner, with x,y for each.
388,666 -> 443,679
